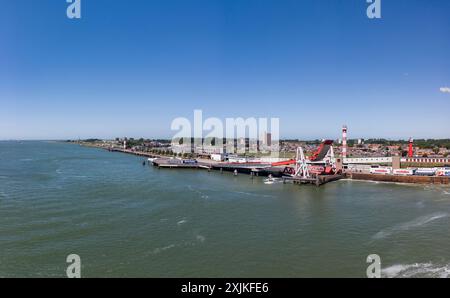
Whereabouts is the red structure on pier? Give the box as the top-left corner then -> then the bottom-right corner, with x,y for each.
408,138 -> 414,158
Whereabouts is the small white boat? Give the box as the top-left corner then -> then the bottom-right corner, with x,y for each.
264,175 -> 279,185
148,158 -> 157,163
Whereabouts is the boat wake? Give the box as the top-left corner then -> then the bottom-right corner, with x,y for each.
233,191 -> 275,198
382,262 -> 450,278
150,234 -> 206,255
151,244 -> 176,255
415,200 -> 425,208
195,234 -> 206,243
19,158 -> 33,162
373,212 -> 448,240
264,178 -> 282,185
177,219 -> 188,225
187,185 -> 210,200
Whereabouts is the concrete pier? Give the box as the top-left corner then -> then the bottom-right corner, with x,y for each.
349,173 -> 450,185
105,148 -> 344,186
284,174 -> 344,186
152,159 -> 200,169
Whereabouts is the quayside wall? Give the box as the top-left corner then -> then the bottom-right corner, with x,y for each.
349,173 -> 449,185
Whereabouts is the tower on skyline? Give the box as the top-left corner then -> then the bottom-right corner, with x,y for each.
342,125 -> 348,158
408,137 -> 414,158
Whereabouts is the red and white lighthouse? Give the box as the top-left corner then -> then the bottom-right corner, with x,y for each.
408,137 -> 413,158
342,125 -> 348,158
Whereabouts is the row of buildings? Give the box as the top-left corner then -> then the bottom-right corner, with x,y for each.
83,126 -> 449,165
170,133 -> 275,156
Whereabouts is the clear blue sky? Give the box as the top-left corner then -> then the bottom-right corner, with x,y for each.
1,0 -> 449,140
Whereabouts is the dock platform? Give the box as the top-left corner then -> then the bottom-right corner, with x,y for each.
153,158 -> 200,169
152,158 -> 343,186
283,174 -> 344,186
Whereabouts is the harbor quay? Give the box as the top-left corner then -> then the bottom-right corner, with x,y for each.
75,125 -> 450,187
99,147 -> 345,186
99,146 -> 449,187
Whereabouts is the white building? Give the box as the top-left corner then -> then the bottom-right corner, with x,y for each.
260,132 -> 272,146
210,154 -> 226,162
344,157 -> 393,164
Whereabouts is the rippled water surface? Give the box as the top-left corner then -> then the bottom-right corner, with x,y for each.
1,141 -> 450,277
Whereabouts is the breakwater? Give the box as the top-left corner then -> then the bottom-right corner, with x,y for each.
349,173 -> 450,185
92,146 -> 449,186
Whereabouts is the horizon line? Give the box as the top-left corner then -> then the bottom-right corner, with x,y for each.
2,137 -> 450,142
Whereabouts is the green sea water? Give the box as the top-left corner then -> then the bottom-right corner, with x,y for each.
1,141 -> 450,277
